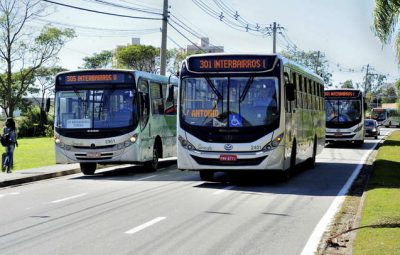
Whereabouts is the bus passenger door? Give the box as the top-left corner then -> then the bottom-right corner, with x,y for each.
138,79 -> 151,161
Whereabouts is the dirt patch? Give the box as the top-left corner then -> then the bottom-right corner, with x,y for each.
316,146 -> 379,255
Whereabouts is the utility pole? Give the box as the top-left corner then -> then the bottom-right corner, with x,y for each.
315,50 -> 320,74
364,64 -> 370,94
269,22 -> 284,53
160,0 -> 168,75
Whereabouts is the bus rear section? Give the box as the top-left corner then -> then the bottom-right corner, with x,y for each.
325,89 -> 365,146
177,54 -> 325,180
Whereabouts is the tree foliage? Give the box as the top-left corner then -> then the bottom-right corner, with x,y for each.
341,80 -> 354,89
81,50 -> 113,69
0,0 -> 75,117
373,0 -> 400,63
280,48 -> 332,86
115,45 -> 158,73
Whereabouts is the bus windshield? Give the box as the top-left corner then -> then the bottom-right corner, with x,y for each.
180,76 -> 279,128
325,99 -> 361,124
55,88 -> 137,129
371,110 -> 387,121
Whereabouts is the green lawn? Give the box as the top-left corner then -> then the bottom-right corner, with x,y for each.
353,131 -> 400,255
3,137 -> 55,171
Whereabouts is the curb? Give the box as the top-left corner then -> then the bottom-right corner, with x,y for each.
0,168 -> 81,188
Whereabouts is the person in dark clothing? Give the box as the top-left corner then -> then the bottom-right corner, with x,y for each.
2,117 -> 18,173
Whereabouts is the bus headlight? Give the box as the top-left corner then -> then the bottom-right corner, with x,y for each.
178,135 -> 195,150
130,134 -> 138,143
354,125 -> 363,132
124,141 -> 131,147
263,133 -> 284,151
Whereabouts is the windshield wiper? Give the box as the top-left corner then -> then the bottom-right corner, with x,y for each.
239,77 -> 254,103
205,77 -> 222,100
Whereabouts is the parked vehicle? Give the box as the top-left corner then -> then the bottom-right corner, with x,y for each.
364,119 -> 380,139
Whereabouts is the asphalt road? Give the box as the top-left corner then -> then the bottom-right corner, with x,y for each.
0,128 -> 395,255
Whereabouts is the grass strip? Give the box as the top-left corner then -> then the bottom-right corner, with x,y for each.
2,137 -> 55,171
353,131 -> 400,255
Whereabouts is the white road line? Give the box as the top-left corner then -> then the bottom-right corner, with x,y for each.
0,192 -> 20,198
125,217 -> 166,235
300,141 -> 380,255
213,185 -> 236,195
50,193 -> 87,203
135,175 -> 157,181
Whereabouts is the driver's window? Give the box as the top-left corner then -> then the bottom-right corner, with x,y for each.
138,79 -> 150,130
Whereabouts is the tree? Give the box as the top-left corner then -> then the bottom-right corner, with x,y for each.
341,80 -> 354,89
373,0 -> 400,63
33,66 -> 66,134
0,0 -> 75,117
115,45 -> 158,73
381,86 -> 398,103
281,48 -> 332,86
81,50 -> 113,69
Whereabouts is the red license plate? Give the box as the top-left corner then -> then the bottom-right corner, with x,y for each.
334,132 -> 342,137
219,155 -> 237,161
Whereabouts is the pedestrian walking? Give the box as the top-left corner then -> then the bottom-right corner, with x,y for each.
1,117 -> 18,173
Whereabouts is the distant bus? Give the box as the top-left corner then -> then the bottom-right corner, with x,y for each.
325,89 -> 365,146
54,70 -> 178,175
177,53 -> 325,180
372,108 -> 400,127
371,108 -> 388,125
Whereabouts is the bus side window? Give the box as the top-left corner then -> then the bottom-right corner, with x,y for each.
164,84 -> 177,115
138,79 -> 150,130
150,82 -> 164,114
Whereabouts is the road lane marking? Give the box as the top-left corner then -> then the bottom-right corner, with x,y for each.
50,193 -> 87,203
135,175 -> 157,181
0,192 -> 20,198
125,217 -> 166,235
300,140 -> 380,255
213,185 -> 236,195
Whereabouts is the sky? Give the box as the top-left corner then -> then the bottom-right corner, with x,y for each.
33,0 -> 400,86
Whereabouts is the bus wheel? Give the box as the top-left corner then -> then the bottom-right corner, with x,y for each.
145,142 -> 160,171
306,138 -> 317,169
80,163 -> 97,175
199,171 -> 214,181
282,141 -> 296,180
354,140 -> 364,147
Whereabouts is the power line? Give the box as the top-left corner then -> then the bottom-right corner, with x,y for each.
42,0 -> 163,20
83,0 -> 162,16
168,22 -> 206,53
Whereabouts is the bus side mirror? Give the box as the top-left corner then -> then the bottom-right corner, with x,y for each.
364,102 -> 367,111
286,83 -> 296,101
45,98 -> 51,112
166,85 -> 174,102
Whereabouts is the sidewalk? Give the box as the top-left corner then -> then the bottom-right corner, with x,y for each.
0,163 -> 81,188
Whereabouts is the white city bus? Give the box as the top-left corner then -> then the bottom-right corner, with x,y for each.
177,54 -> 325,180
54,70 -> 178,175
324,89 -> 365,146
371,108 -> 388,125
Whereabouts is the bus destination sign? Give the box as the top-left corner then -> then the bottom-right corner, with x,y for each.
324,91 -> 357,97
59,73 -> 127,85
187,55 -> 275,73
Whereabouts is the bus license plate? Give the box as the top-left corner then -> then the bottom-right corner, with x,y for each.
219,155 -> 237,161
335,132 -> 342,137
87,152 -> 101,158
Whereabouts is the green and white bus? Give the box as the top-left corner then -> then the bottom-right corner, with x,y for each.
324,89 -> 365,146
54,70 -> 178,175
177,53 -> 325,180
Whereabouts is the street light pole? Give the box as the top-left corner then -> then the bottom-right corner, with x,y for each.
160,0 -> 168,75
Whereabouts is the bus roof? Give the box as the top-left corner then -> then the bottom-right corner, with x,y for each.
182,53 -> 324,84
55,69 -> 178,85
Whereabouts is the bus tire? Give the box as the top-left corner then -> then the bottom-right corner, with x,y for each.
306,138 -> 317,169
199,170 -> 214,181
145,141 -> 160,172
80,163 -> 96,175
282,141 -> 296,180
354,140 -> 364,147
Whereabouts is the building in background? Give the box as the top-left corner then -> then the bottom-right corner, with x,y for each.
186,37 -> 224,54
